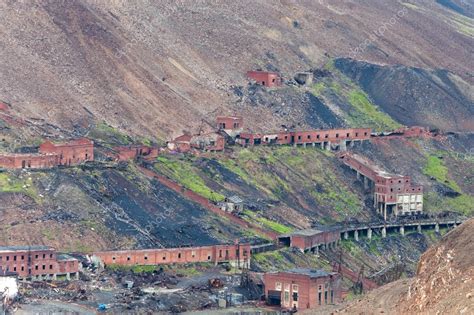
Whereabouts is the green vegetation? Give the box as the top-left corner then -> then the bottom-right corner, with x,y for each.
155,155 -> 224,202
243,210 -> 293,234
0,172 -> 38,199
423,155 -> 461,192
88,121 -> 131,145
311,82 -> 326,96
347,90 -> 402,131
424,192 -> 474,216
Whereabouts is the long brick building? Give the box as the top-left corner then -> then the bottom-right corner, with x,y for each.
0,246 -> 79,280
278,228 -> 341,253
339,152 -> 423,220
237,128 -> 371,150
93,243 -> 251,269
0,138 -> 94,170
264,268 -> 342,310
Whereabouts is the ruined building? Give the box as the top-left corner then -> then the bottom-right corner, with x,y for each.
111,145 -> 159,161
264,268 -> 342,310
247,70 -> 282,87
39,138 -> 94,166
237,128 -> 371,151
0,246 -> 79,281
339,152 -> 423,220
168,132 -> 225,153
0,138 -> 94,170
278,228 -> 341,254
216,116 -> 244,138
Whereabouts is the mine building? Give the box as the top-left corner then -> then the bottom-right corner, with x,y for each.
0,138 -> 94,170
93,243 -> 251,269
339,152 -> 423,220
168,132 -> 225,153
264,268 -> 342,310
216,116 -> 244,138
278,228 -> 340,254
39,138 -> 94,166
237,128 -> 371,151
112,145 -> 159,161
247,70 -> 282,87
218,195 -> 244,213
0,246 -> 79,281
0,153 -> 58,170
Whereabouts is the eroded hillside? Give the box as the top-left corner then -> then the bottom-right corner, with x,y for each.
0,0 -> 472,139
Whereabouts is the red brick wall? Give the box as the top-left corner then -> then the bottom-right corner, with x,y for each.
247,71 -> 282,87
217,116 -> 243,130
264,272 -> 342,310
93,244 -> 251,267
0,248 -> 78,278
39,138 -> 94,166
0,154 -> 58,169
291,230 -> 340,251
114,145 -> 159,161
238,128 -> 371,146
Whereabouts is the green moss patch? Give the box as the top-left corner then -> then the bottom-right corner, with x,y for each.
155,156 -> 224,202
423,155 -> 461,192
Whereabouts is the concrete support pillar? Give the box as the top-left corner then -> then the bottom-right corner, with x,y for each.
400,226 -> 405,236
321,142 -> 324,149
356,171 -> 361,180
350,140 -> 355,148
453,222 -> 457,228
363,176 -> 369,189
315,246 -> 319,255
344,231 -> 349,240
53,274 -> 57,280
382,227 -> 387,238
326,141 -> 331,151
417,225 -> 422,233
303,143 -> 307,148
435,223 -> 440,233
293,142 -> 297,147
340,140 -> 347,151
384,204 -> 387,222
66,273 -> 71,281
354,230 -> 359,241
367,228 -> 372,240
312,143 -> 316,147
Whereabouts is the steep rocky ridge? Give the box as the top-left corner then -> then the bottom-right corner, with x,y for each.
335,218 -> 474,315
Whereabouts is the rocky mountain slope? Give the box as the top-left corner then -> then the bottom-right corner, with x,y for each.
335,218 -> 474,315
0,0 -> 472,139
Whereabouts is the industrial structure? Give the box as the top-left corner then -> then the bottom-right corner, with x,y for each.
339,152 -> 423,220
263,268 -> 341,310
0,246 -> 79,281
0,138 -> 94,170
93,243 -> 251,269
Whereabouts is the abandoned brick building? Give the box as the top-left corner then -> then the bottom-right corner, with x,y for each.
111,145 -> 159,161
237,128 -> 371,151
168,132 -> 225,153
39,138 -> 94,166
278,228 -> 341,254
0,138 -> 94,170
264,268 -> 342,310
339,152 -> 423,220
0,153 -> 58,169
247,70 -> 282,87
0,246 -> 79,280
93,243 -> 251,269
216,116 -> 244,138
